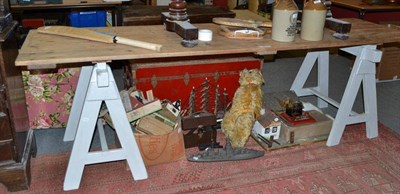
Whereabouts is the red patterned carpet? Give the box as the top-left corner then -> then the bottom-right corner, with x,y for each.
7,123 -> 400,193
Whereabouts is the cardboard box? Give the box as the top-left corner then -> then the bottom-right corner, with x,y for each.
134,123 -> 185,166
115,117 -> 185,167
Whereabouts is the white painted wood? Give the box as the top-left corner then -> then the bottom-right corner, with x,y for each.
326,45 -> 381,146
363,73 -> 378,139
95,63 -> 110,87
63,63 -> 147,191
105,98 -> 148,180
97,119 -> 108,151
291,51 -> 319,96
316,51 -> 329,108
308,88 -> 358,116
85,149 -> 126,164
64,99 -> 102,191
290,50 -> 329,108
290,46 -> 381,147
64,66 -> 93,142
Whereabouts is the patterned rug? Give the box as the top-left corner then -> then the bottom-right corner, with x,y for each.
8,123 -> 400,193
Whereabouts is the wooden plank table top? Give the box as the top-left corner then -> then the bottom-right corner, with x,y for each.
10,0 -> 122,10
331,0 -> 400,11
16,18 -> 400,68
232,10 -> 270,21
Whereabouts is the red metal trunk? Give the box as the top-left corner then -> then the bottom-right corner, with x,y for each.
126,56 -> 263,113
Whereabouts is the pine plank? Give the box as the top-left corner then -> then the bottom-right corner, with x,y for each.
16,18 -> 400,68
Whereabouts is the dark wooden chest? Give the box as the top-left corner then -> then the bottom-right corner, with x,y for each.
122,5 -> 235,26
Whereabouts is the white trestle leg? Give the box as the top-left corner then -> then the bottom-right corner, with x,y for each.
63,62 -> 147,191
327,45 -> 381,146
290,45 -> 382,147
63,66 -> 93,142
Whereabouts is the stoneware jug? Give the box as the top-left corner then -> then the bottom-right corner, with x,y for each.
271,0 -> 299,42
300,0 -> 327,41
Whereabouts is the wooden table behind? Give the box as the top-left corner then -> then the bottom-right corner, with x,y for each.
331,0 -> 400,23
331,0 -> 400,11
11,0 -> 121,9
16,18 -> 400,68
11,0 -> 123,26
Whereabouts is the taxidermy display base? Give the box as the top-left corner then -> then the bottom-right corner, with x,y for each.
187,140 -> 264,162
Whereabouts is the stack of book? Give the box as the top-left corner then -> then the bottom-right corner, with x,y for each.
103,88 -> 178,136
109,88 -> 186,166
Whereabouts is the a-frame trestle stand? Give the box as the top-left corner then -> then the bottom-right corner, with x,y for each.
62,62 -> 147,191
290,45 -> 382,147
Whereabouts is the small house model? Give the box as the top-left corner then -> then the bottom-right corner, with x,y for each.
252,108 -> 281,140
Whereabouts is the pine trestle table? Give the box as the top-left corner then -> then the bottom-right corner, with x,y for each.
15,18 -> 400,191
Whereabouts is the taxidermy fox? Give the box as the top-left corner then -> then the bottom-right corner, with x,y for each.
221,68 -> 265,148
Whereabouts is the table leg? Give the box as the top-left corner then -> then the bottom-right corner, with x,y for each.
291,50 -> 329,109
63,63 -> 147,191
64,66 -> 93,142
326,45 -> 381,146
291,46 -> 381,147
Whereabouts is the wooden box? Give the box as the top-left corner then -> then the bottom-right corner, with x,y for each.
280,109 -> 333,144
181,112 -> 218,149
377,42 -> 400,81
376,23 -> 400,81
183,127 -> 217,149
253,91 -> 333,150
122,5 -> 235,26
264,91 -> 334,144
125,56 -> 263,112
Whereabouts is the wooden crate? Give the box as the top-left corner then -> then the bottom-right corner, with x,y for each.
253,91 -> 333,151
377,42 -> 400,81
122,5 -> 235,26
376,23 -> 400,81
252,108 -> 333,151
279,110 -> 333,144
